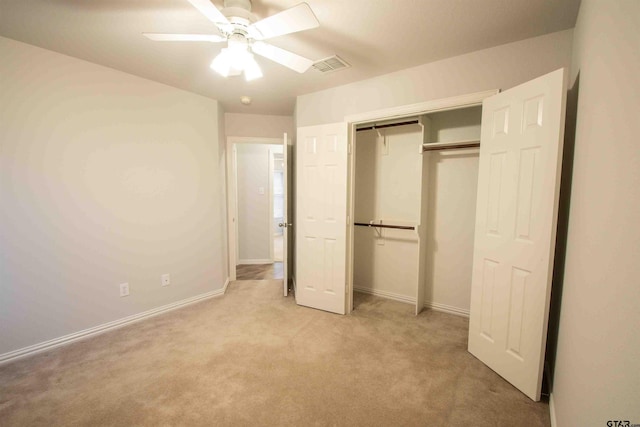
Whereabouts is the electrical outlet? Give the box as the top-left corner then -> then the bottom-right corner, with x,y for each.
161,273 -> 170,287
119,282 -> 130,297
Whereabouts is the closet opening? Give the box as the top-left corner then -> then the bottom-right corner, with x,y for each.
348,104 -> 485,319
342,71 -> 567,402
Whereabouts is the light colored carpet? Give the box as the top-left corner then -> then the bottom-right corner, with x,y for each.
0,280 -> 550,426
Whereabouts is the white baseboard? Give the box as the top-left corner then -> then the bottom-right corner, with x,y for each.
0,282 -> 230,366
353,287 -> 469,317
353,287 -> 415,305
423,301 -> 470,318
549,393 -> 557,427
237,259 -> 272,265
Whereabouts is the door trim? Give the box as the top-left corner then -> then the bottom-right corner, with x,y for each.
344,90 -> 499,124
226,136 -> 284,281
343,90 -> 499,314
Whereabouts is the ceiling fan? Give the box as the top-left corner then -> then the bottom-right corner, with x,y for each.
144,0 -> 319,81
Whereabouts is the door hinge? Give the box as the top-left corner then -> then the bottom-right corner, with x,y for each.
348,143 -> 352,154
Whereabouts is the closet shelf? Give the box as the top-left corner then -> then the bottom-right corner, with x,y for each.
422,139 -> 480,152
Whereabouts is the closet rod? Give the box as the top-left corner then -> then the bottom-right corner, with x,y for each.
356,120 -> 419,132
354,222 -> 415,230
422,139 -> 480,152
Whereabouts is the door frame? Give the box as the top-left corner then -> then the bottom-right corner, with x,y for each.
343,90 -> 499,314
226,136 -> 284,280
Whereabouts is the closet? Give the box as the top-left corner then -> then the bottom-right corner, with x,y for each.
299,68 -> 567,401
352,106 -> 482,316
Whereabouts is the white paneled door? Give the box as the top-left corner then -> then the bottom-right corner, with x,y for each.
296,123 -> 348,314
468,68 -> 567,401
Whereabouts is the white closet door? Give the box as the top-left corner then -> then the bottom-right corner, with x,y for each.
468,68 -> 567,401
296,123 -> 348,314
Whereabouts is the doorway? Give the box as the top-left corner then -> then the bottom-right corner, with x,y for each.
272,152 -> 285,263
227,137 -> 284,281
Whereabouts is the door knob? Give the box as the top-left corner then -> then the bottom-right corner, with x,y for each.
279,222 -> 293,228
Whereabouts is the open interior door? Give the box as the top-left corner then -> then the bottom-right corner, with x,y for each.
280,133 -> 290,296
296,123 -> 348,314
468,68 -> 567,401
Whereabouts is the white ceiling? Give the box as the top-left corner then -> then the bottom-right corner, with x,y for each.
0,0 -> 580,115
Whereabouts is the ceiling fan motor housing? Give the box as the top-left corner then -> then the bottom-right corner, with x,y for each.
221,0 -> 258,40
224,0 -> 252,11
228,32 -> 249,49
223,0 -> 255,23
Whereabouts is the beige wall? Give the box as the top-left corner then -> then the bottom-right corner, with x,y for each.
296,29 -> 573,127
423,107 -> 482,315
423,150 -> 478,314
217,103 -> 229,283
225,113 -> 294,138
0,37 -> 227,355
551,1 -> 640,424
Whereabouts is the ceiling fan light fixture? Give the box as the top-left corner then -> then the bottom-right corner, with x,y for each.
210,40 -> 262,80
226,41 -> 250,65
210,49 -> 232,77
244,54 -> 263,81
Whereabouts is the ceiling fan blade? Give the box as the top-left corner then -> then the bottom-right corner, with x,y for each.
187,0 -> 231,29
143,33 -> 226,42
252,41 -> 313,73
249,2 -> 319,40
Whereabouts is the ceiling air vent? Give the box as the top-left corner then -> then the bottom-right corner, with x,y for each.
312,55 -> 351,73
